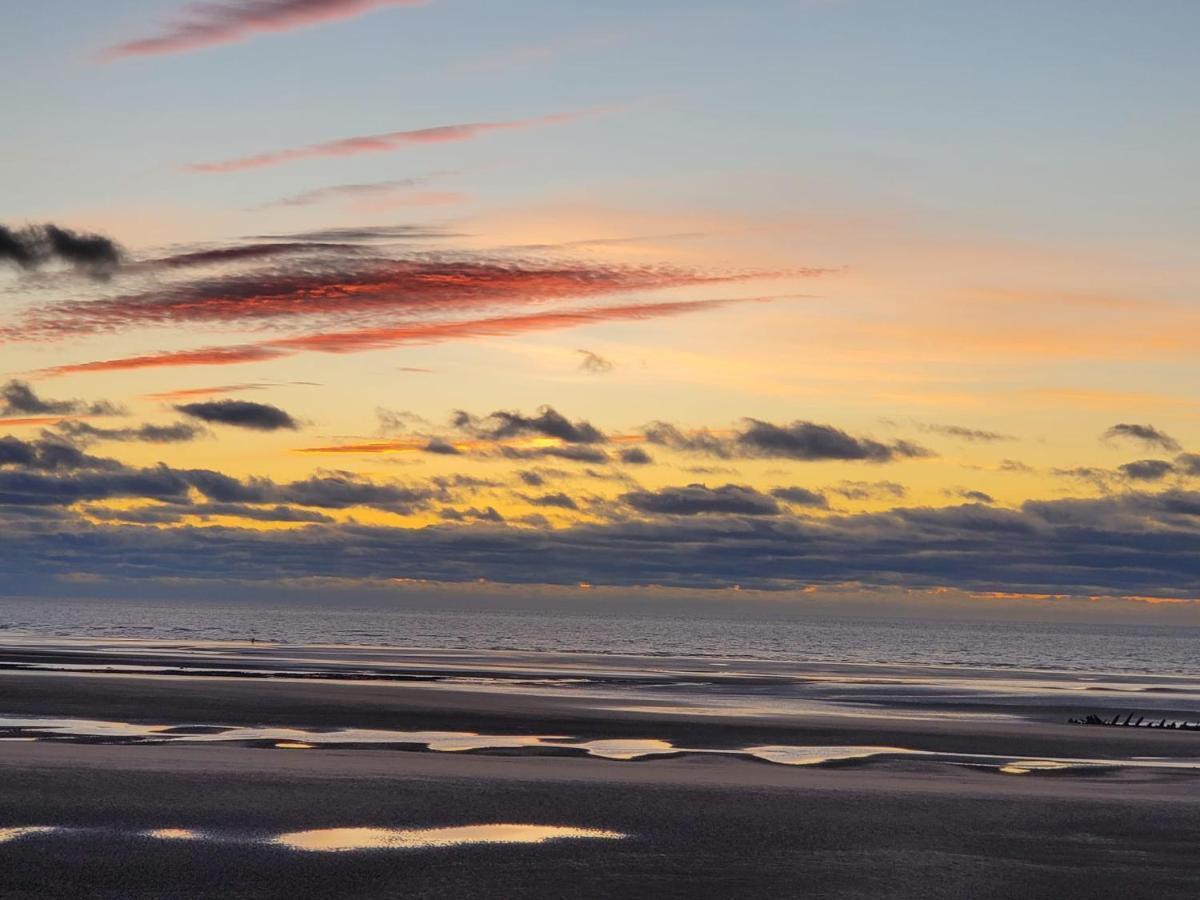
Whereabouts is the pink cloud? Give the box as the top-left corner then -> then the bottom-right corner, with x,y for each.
101,0 -> 426,61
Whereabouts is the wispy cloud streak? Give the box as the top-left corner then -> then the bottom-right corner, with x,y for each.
38,297 -> 779,377
101,0 -> 426,61
186,111 -> 591,173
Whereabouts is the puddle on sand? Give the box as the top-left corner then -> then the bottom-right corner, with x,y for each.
144,828 -> 202,840
999,760 -> 1100,775
273,742 -> 313,750
573,739 -> 678,760
744,745 -> 917,766
0,717 -> 173,739
273,824 -> 626,852
0,827 -> 58,843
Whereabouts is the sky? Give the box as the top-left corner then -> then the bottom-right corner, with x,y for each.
2,0 -> 1200,621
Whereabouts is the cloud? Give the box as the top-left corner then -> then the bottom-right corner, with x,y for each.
618,447 -> 653,465
15,253 -> 747,340
250,224 -> 449,242
0,224 -> 122,279
101,0 -> 426,60
919,423 -> 1013,442
623,483 -> 780,516
577,349 -> 614,374
738,419 -> 930,462
949,488 -> 995,504
829,480 -> 907,501
0,436 -> 121,472
1,381 -> 121,418
52,420 -> 206,445
769,486 -> 829,508
499,445 -> 610,464
441,506 -> 504,524
143,384 -> 275,401
422,439 -> 462,455
1103,423 -> 1181,452
1176,454 -> 1200,477
455,405 -> 605,444
644,418 -> 931,463
175,399 -> 299,431
520,492 -> 579,510
642,422 -> 734,458
1118,459 -> 1175,481
185,110 -> 596,173
252,174 -> 463,211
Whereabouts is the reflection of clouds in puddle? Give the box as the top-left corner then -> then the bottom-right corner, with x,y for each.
744,746 -> 917,766
999,760 -> 1099,775
0,717 -> 173,738
606,704 -> 1017,722
0,826 -> 58,843
573,739 -> 677,760
274,824 -> 626,852
145,828 -> 202,840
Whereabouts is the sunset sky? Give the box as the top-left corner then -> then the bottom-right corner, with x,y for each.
3,0 -> 1200,619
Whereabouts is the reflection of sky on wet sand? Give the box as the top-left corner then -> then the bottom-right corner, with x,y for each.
571,739 -> 678,760
744,746 -> 919,766
0,826 -> 57,843
144,828 -> 202,840
273,824 -> 626,852
6,714 -> 1200,776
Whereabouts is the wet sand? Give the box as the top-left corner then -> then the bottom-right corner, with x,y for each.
1,642 -> 1199,897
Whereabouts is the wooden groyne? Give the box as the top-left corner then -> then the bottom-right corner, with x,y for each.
1069,712 -> 1200,731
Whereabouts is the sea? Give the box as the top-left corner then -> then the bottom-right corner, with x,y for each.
0,596 -> 1197,676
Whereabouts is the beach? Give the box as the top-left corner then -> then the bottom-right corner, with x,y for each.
1,640 -> 1199,898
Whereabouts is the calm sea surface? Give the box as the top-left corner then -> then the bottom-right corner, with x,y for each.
0,597 -> 1197,675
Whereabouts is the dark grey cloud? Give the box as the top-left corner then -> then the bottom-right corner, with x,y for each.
1118,459 -> 1175,481
645,418 -> 930,462
517,470 -> 544,487
422,439 -> 463,455
1103,423 -> 1180,452
618,447 -> 653,465
176,400 -> 298,431
950,489 -> 995,504
769,486 -> 829,508
738,419 -> 930,462
0,436 -> 121,472
520,492 -> 579,510
499,445 -> 610,464
1,381 -> 121,418
623,483 -> 780,516
0,223 -> 123,278
643,422 -> 732,458
456,405 -> 606,444
0,468 -> 192,507
12,486 -> 1200,600
1175,454 -> 1200,477
441,506 -> 505,524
